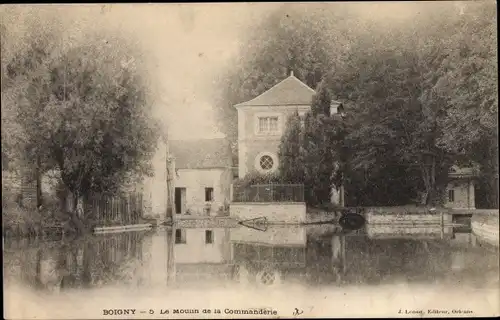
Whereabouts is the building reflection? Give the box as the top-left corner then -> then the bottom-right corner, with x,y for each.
164,228 -> 233,287
4,224 -> 496,293
228,225 -> 349,286
230,226 -> 306,285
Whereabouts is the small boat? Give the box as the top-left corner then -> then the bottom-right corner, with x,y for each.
339,212 -> 366,230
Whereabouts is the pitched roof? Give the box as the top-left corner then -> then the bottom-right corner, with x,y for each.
449,165 -> 479,178
169,138 -> 232,169
235,73 -> 316,107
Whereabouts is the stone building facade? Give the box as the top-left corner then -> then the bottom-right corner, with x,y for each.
235,72 -> 342,179
234,72 -> 344,205
142,138 -> 233,217
444,166 -> 477,209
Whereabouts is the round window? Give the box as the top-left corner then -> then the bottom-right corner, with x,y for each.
254,152 -> 278,173
259,155 -> 274,170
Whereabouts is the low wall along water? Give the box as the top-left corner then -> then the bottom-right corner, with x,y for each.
366,225 -> 454,239
230,202 -> 306,224
471,213 -> 499,248
366,212 -> 452,225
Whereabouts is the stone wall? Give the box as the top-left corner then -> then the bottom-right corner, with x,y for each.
366,225 -> 454,239
471,213 -> 499,247
229,202 -> 306,224
366,211 -> 452,225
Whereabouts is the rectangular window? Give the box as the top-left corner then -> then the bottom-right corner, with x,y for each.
205,230 -> 213,244
205,187 -> 214,202
175,229 -> 186,244
269,117 -> 279,132
259,117 -> 269,132
448,189 -> 455,202
258,116 -> 279,134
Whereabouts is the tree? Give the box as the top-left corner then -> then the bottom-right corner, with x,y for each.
430,2 -> 498,207
278,111 -> 304,183
1,11 -> 66,209
329,5 -> 487,207
246,2 -> 497,208
212,3 -> 354,158
301,80 -> 339,205
339,44 -> 455,206
2,14 -> 162,231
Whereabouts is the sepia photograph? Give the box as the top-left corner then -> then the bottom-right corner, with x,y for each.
1,2 -> 499,319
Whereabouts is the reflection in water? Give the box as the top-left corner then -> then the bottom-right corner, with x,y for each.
3,224 -> 499,294
4,232 -> 148,292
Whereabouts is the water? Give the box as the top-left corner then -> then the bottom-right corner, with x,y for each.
3,224 -> 499,318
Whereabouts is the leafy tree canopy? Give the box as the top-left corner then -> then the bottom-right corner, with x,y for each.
1,11 -> 162,203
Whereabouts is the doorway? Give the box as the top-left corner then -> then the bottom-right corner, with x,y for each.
175,187 -> 186,214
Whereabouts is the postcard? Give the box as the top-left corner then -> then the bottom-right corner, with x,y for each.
2,2 -> 499,319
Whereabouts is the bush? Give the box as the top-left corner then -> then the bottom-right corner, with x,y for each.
2,189 -> 73,237
233,171 -> 284,188
2,201 -> 42,236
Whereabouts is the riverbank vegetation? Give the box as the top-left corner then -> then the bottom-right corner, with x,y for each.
217,2 -> 497,209
1,8 -> 162,236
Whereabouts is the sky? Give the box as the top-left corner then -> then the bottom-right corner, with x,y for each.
76,3 -> 280,140
2,3 -> 467,141
2,3 -> 280,140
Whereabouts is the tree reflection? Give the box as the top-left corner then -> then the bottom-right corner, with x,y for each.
5,228 -> 497,292
10,231 -> 151,292
166,228 -> 175,286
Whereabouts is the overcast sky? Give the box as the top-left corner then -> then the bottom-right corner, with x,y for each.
97,3 -> 284,140
2,4 -> 279,139
2,3 -> 467,141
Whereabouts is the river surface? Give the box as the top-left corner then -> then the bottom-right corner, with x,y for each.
3,224 -> 500,319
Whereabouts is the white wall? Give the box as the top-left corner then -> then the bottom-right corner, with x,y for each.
175,168 -> 231,215
140,233 -> 168,286
445,180 -> 475,209
174,228 -> 230,263
230,202 -> 306,223
237,109 -> 247,178
141,140 -> 232,217
236,105 -> 310,178
142,141 -> 167,216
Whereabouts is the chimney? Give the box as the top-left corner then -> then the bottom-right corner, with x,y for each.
290,70 -> 294,77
